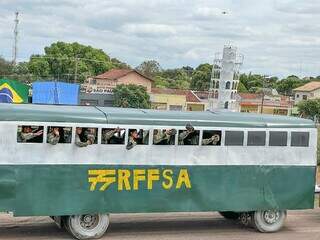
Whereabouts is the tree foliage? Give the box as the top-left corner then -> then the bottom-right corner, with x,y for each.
154,67 -> 192,89
190,63 -> 212,91
0,56 -> 13,77
28,42 -> 128,82
297,99 -> 320,120
113,84 -> 151,109
136,60 -> 161,78
275,75 -> 307,96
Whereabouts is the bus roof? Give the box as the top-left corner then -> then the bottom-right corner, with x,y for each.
0,103 -> 315,128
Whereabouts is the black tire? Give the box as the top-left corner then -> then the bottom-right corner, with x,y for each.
219,211 -> 240,220
252,210 -> 287,233
65,214 -> 110,240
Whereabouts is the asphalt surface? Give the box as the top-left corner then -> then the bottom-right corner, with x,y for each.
1,209 -> 320,240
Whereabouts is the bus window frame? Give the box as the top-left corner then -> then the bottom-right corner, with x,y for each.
46,126 -> 73,144
151,128 -> 178,146
17,125 -> 45,144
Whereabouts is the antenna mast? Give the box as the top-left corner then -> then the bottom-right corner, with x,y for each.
12,11 -> 19,65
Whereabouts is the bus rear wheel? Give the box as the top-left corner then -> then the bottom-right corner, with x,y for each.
252,210 -> 286,233
65,213 -> 110,240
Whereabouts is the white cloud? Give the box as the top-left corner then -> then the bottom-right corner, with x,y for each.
0,0 -> 319,77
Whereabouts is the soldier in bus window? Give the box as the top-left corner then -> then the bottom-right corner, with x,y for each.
153,129 -> 176,145
47,126 -> 72,145
127,129 -> 149,150
75,127 -> 96,147
102,127 -> 125,144
47,127 -> 60,145
18,126 -> 44,143
202,130 -> 221,145
178,123 -> 199,145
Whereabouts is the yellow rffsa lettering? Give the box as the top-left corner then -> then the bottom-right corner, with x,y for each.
88,168 -> 191,192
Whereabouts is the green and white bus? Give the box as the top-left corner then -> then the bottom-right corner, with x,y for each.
0,103 -> 317,239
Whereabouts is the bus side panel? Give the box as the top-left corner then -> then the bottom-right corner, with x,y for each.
0,166 -> 16,212
10,164 -> 315,216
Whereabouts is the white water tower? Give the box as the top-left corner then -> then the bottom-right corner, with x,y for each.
209,45 -> 243,111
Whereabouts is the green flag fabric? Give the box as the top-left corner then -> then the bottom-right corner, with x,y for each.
0,79 -> 30,103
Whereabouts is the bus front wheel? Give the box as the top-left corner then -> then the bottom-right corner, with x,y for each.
252,210 -> 286,233
65,213 -> 110,240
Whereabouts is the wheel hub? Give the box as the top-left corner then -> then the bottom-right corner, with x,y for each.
263,210 -> 280,224
80,214 -> 99,230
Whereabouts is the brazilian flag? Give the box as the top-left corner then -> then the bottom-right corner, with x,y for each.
0,79 -> 30,103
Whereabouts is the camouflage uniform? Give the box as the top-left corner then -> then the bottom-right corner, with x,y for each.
102,129 -> 117,143
47,132 -> 60,145
153,129 -> 176,144
19,132 -> 39,143
75,134 -> 89,147
202,134 -> 220,145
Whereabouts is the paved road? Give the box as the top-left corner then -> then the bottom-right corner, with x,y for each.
1,210 -> 320,240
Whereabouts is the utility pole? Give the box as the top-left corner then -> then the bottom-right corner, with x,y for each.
12,11 -> 19,65
74,57 -> 79,83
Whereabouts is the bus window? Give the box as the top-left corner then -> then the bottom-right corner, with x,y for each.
269,131 -> 287,146
291,132 -> 309,147
247,131 -> 266,146
102,128 -> 125,144
178,129 -> 200,145
75,127 -> 98,147
47,126 -> 72,145
128,129 -> 149,146
17,125 -> 44,143
153,129 -> 176,145
201,130 -> 221,146
225,131 -> 244,146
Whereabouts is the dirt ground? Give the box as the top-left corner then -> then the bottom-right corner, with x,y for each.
1,210 -> 320,240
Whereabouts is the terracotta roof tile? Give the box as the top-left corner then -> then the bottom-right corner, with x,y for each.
94,69 -> 153,81
293,81 -> 320,92
186,91 -> 201,102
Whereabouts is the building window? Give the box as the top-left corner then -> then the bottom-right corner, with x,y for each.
269,131 -> 287,146
247,131 -> 266,146
214,90 -> 219,99
224,101 -> 229,109
216,81 -> 219,88
169,105 -> 183,111
291,132 -> 309,147
302,95 -> 307,100
296,94 -> 299,98
226,81 -> 231,89
225,131 -> 244,146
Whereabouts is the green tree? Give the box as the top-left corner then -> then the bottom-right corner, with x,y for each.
0,56 -> 13,77
27,42 -> 124,83
113,84 -> 151,109
190,63 -> 212,91
297,99 -> 320,120
237,81 -> 248,93
276,75 -> 307,96
136,60 -> 161,78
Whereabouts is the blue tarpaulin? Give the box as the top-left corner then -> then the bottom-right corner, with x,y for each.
32,81 -> 79,105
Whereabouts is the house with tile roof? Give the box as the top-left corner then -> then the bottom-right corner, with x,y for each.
238,93 -> 293,116
82,69 -> 153,93
293,81 -> 320,104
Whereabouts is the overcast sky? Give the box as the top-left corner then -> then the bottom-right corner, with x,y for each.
0,0 -> 319,77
